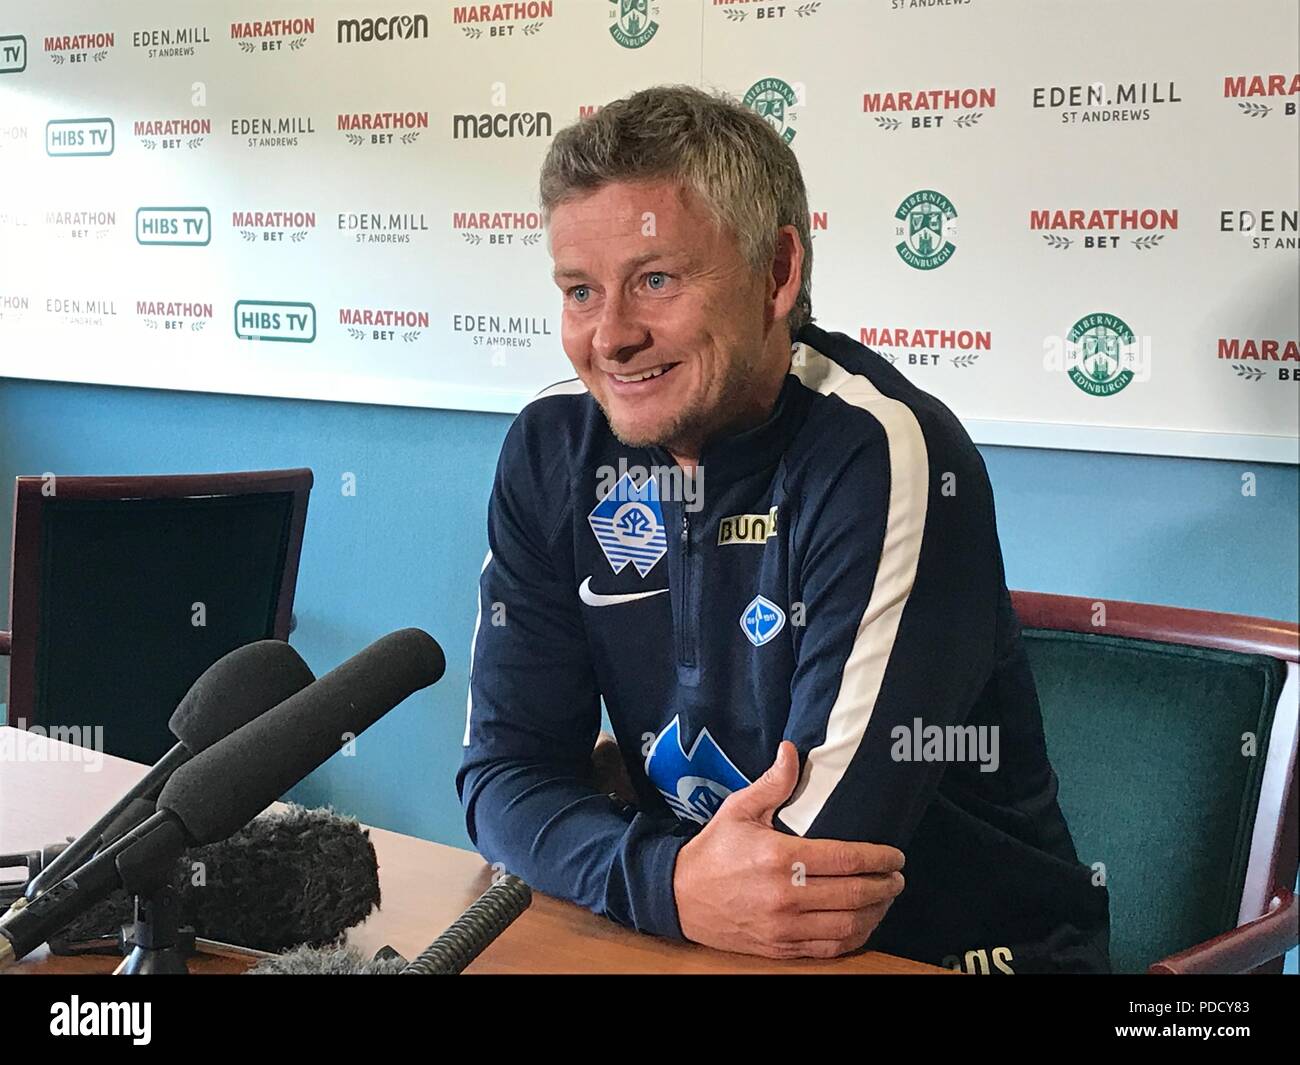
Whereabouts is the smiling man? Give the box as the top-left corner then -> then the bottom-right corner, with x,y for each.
456,85 -> 1110,973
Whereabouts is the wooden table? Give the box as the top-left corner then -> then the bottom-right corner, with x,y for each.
0,726 -> 948,974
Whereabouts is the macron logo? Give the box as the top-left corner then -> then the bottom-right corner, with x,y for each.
50,997 -> 151,1045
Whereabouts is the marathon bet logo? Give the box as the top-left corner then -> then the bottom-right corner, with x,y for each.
233,209 -> 315,244
136,298 -> 213,333
339,110 -> 428,147
743,77 -> 800,144
0,294 -> 30,323
45,207 -> 114,241
863,86 -> 995,131
337,14 -> 428,43
1032,80 -> 1180,124
1031,208 -> 1178,252
341,305 -> 430,343
453,109 -> 552,139
0,34 -> 26,73
134,116 -> 211,150
894,190 -> 957,269
860,326 -> 991,370
1064,313 -> 1139,397
452,2 -> 555,41
46,118 -> 114,156
44,30 -> 114,65
712,0 -> 825,25
453,208 -> 544,247
136,207 -> 211,246
1217,337 -> 1299,384
132,23 -> 211,59
1219,208 -> 1298,250
231,114 -> 314,149
230,17 -> 315,54
234,300 -> 316,343
338,210 -> 429,245
608,0 -> 659,49
1223,72 -> 1298,119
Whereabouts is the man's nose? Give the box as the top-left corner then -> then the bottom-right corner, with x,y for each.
591,290 -> 650,363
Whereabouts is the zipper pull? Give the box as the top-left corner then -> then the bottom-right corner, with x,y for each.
681,513 -> 689,545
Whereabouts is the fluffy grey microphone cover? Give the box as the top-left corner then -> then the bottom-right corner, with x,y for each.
245,944 -> 409,975
54,803 -> 381,953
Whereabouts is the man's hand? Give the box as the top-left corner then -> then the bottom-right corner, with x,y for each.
672,740 -> 906,959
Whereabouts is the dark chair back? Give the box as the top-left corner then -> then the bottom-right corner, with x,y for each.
1013,591 -> 1298,974
3,470 -> 311,763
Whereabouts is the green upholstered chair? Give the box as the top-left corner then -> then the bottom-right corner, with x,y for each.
1,469 -> 312,764
1014,591 -> 1299,974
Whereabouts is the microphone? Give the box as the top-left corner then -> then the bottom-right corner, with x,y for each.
11,640 -> 315,909
50,805 -> 381,954
161,628 -> 445,845
244,875 -> 532,975
0,629 -> 444,969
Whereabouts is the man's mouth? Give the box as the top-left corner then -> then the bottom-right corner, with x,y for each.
609,362 -> 679,384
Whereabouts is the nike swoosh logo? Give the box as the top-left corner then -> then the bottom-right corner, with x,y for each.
578,576 -> 669,607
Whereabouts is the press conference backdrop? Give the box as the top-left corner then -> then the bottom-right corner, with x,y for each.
0,0 -> 1296,462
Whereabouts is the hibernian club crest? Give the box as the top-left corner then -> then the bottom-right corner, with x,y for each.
894,189 -> 957,270
609,0 -> 658,49
743,77 -> 800,144
1065,312 -> 1138,396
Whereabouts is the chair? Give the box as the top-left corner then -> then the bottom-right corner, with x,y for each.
1,469 -> 312,764
1013,591 -> 1298,974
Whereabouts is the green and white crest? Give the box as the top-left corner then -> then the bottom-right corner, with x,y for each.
894,190 -> 957,270
1065,312 -> 1138,396
743,77 -> 799,144
609,0 -> 658,49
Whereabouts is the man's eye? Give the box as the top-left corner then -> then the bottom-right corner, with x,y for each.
645,272 -> 669,290
569,285 -> 590,303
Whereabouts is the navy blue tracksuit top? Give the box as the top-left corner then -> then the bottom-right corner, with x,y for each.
456,321 -> 1111,974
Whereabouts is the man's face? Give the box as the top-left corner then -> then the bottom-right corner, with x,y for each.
548,179 -> 776,459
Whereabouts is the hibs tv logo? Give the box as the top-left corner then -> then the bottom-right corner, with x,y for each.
894,190 -> 957,269
609,0 -> 658,49
744,78 -> 799,144
1065,313 -> 1137,396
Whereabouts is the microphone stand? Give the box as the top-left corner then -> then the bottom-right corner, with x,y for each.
116,885 -> 195,975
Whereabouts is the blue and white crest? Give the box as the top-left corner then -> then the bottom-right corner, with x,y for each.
645,715 -> 751,825
587,471 -> 667,578
740,594 -> 785,647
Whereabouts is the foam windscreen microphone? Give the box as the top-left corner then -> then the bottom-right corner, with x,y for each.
13,640 -> 316,907
0,631 -> 440,968
160,628 -> 446,845
51,805 -> 381,955
244,874 -> 531,975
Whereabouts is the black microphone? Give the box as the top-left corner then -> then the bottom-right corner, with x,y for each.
244,874 -> 532,975
160,628 -> 445,846
0,629 -> 443,968
12,640 -> 315,908
52,805 -> 381,954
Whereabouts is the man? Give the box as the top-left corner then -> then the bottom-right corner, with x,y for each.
456,85 -> 1110,973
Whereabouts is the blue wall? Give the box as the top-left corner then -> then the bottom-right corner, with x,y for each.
2,377 -> 1296,969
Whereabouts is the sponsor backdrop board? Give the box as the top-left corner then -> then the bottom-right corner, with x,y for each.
0,0 -> 1295,462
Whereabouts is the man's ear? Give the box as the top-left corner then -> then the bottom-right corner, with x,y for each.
768,225 -> 804,325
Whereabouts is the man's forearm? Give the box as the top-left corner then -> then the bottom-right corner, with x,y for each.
458,756 -> 695,939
